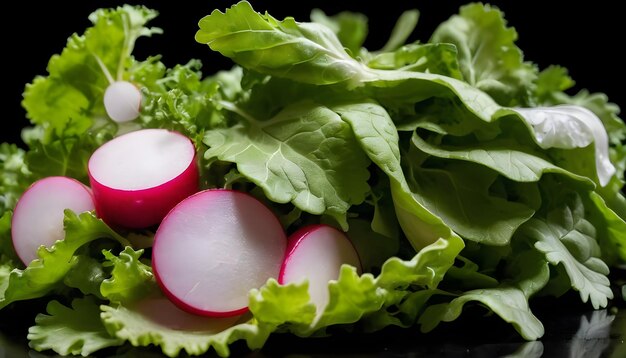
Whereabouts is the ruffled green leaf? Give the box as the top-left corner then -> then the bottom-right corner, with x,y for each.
101,247 -> 157,303
0,211 -> 127,308
28,297 -> 123,356
101,297 -> 263,358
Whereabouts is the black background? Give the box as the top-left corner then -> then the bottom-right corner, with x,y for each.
3,0 -> 624,145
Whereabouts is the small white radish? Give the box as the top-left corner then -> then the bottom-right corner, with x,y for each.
279,224 -> 361,315
152,189 -> 287,317
11,176 -> 95,265
104,81 -> 142,123
88,129 -> 198,229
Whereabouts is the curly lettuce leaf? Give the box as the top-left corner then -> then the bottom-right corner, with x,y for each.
101,247 -> 157,303
0,211 -> 127,308
0,212 -> 19,265
101,298 -> 258,358
0,144 -> 31,216
25,133 -> 106,184
430,3 -> 537,106
203,101 -> 371,227
251,237 -> 463,335
28,297 -> 123,356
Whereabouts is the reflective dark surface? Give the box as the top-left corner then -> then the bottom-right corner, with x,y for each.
1,286 -> 625,357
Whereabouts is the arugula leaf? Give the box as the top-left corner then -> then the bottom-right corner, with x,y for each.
28,297 -> 123,356
430,3 -> 537,106
203,101 -> 371,227
522,188 -> 613,308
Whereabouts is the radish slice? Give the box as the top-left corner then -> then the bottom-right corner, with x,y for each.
104,81 -> 142,123
88,129 -> 198,229
11,176 -> 95,265
152,189 -> 287,317
279,225 -> 361,315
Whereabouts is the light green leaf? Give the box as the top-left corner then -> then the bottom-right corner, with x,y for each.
63,255 -> 107,298
28,297 -> 123,356
368,42 -> 463,79
430,3 -> 537,106
411,128 -> 593,186
101,247 -> 157,303
101,297 -> 262,358
0,212 -> 19,265
420,250 -> 549,340
379,9 -> 419,52
404,161 -> 535,245
310,9 -> 368,56
196,1 -> 372,86
522,190 -> 613,308
0,211 -> 128,308
25,133 -> 105,184
203,101 -> 371,227
0,144 -> 31,216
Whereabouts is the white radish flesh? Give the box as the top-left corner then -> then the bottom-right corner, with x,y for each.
279,225 -> 361,315
104,81 -> 142,123
11,176 -> 95,265
88,129 -> 198,229
152,189 -> 287,317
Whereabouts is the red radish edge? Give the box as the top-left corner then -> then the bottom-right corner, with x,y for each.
278,224 -> 362,284
152,189 -> 287,317
11,176 -> 95,265
88,129 -> 199,229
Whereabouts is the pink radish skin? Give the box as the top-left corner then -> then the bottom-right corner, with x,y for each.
11,176 -> 95,265
88,129 -> 198,229
279,224 -> 361,314
152,189 -> 287,317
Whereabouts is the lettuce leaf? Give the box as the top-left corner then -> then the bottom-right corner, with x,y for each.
28,297 -> 123,356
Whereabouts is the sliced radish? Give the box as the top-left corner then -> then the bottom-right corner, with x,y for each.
279,225 -> 361,315
11,176 -> 95,265
104,81 -> 142,123
152,189 -> 287,317
88,129 -> 198,229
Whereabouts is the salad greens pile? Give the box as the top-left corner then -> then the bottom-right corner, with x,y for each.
1,1 -> 625,356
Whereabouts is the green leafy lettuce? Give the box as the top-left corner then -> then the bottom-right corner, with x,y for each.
1,1 -> 625,357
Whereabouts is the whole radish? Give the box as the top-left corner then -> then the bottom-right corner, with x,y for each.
88,129 -> 198,228
11,176 -> 96,265
103,81 -> 142,123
